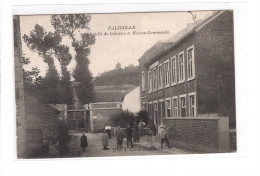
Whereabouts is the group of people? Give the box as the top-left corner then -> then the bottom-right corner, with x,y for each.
103,124 -> 135,150
80,120 -> 171,152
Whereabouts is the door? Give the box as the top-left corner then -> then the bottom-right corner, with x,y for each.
158,101 -> 165,126
153,102 -> 159,132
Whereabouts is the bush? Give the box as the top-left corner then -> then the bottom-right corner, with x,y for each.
109,110 -> 135,128
57,120 -> 69,155
136,110 -> 148,125
109,110 -> 149,128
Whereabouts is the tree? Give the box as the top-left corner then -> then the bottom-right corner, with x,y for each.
54,45 -> 73,104
22,56 -> 43,98
94,64 -> 140,86
23,24 -> 73,104
51,14 -> 96,104
115,62 -> 122,70
23,25 -> 61,103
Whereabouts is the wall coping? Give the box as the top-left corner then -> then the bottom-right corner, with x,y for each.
164,116 -> 229,120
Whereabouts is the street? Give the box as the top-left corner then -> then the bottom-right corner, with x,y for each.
70,132 -> 188,157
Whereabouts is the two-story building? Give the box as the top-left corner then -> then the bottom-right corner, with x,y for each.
139,10 -> 235,131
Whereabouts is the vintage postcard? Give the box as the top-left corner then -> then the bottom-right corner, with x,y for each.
14,10 -> 236,159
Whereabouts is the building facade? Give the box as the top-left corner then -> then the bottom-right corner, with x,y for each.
14,15 -> 26,158
139,10 -> 235,130
122,86 -> 141,113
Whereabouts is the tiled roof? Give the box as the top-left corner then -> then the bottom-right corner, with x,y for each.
139,11 -> 224,65
93,84 -> 138,102
94,91 -> 128,102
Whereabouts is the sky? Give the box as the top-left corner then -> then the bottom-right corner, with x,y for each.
20,11 -> 214,77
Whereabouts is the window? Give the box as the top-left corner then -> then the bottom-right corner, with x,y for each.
165,60 -> 170,87
178,51 -> 185,83
141,71 -> 145,91
165,98 -> 171,117
158,64 -> 163,89
179,94 -> 186,117
172,97 -> 178,117
187,45 -> 195,80
171,56 -> 177,85
148,71 -> 152,93
152,67 -> 157,91
142,102 -> 147,111
188,92 -> 197,116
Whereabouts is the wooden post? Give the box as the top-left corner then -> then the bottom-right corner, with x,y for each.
83,104 -> 88,132
83,111 -> 87,132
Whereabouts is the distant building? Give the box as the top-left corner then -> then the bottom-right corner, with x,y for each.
88,84 -> 137,132
94,84 -> 137,103
122,86 -> 141,113
68,84 -> 137,132
139,10 -> 235,130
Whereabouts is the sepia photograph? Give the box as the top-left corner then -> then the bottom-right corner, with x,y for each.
14,10 -> 236,159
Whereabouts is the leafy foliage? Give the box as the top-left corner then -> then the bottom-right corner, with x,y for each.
57,119 -> 70,155
51,14 -> 91,37
22,56 -> 43,98
54,45 -> 73,104
23,24 -> 61,64
23,24 -> 73,104
109,110 -> 136,128
136,110 -> 149,125
51,14 -> 96,104
108,110 -> 148,128
94,64 -> 140,86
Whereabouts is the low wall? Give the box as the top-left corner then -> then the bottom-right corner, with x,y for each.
163,116 -> 230,153
230,129 -> 237,151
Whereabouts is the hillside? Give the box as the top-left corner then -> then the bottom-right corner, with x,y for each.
94,84 -> 138,103
93,64 -> 140,86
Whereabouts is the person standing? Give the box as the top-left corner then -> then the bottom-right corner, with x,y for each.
102,130 -> 109,150
160,125 -> 171,149
80,131 -> 88,152
133,122 -> 140,142
125,124 -> 134,148
105,125 -> 112,139
138,119 -> 145,141
116,126 -> 123,149
147,121 -> 156,148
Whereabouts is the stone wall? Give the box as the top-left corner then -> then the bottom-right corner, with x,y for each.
163,116 -> 230,153
14,15 -> 26,158
24,95 -> 60,157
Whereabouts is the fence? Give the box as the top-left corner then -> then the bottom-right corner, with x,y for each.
163,116 -> 230,153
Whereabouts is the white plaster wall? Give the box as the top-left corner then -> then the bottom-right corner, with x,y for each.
122,86 -> 141,113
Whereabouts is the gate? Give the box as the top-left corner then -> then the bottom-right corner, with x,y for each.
67,109 -> 90,132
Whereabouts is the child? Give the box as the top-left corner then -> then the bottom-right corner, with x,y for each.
80,131 -> 88,152
147,121 -> 156,148
116,126 -> 123,149
102,130 -> 109,150
125,124 -> 133,148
